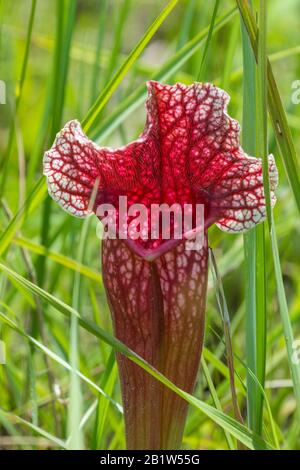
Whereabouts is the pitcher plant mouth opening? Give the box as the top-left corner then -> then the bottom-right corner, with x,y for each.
43,81 -> 278,450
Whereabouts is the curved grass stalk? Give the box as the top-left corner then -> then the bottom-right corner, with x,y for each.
237,0 -> 300,423
0,261 -> 275,450
237,0 -> 300,213
0,0 -> 37,198
81,0 -> 179,133
0,409 -> 67,449
91,6 -> 237,142
13,237 -> 101,283
0,310 -> 122,413
241,2 -> 265,436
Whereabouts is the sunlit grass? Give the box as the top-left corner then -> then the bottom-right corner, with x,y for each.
0,0 -> 299,450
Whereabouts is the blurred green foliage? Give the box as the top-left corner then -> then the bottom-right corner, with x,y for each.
0,0 -> 299,450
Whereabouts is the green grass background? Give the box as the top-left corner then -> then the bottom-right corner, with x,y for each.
0,0 -> 300,450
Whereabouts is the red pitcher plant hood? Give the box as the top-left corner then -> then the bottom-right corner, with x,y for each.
43,81 -> 278,450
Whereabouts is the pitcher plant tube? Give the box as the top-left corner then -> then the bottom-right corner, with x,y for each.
43,81 -> 278,450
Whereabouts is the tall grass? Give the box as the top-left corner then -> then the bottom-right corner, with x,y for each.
0,0 -> 299,450
0,0 -> 37,198
241,0 -> 266,437
238,0 -> 300,424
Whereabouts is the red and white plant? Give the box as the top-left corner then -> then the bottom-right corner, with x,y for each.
43,81 -> 278,449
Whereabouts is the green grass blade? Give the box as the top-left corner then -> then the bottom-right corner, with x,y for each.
67,181 -> 99,449
206,329 -> 281,449
0,309 -> 122,413
253,222 -> 266,435
67,180 -> 98,449
257,0 -> 271,224
67,250 -> 85,446
197,0 -> 220,81
0,261 -> 274,450
252,0 -> 268,435
240,5 -> 265,435
91,6 -> 237,142
90,0 -> 109,104
176,0 -> 196,49
51,0 -> 78,136
238,0 -> 300,423
81,0 -> 179,133
0,0 -> 37,197
15,0 -> 37,106
237,0 -> 300,213
13,236 -> 101,283
103,0 -> 131,84
209,249 -> 245,437
269,220 -> 300,419
201,357 -> 236,450
92,351 -> 117,449
0,178 -> 46,257
37,0 -> 78,287
220,18 -> 239,89
28,345 -> 38,426
0,409 -> 67,449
